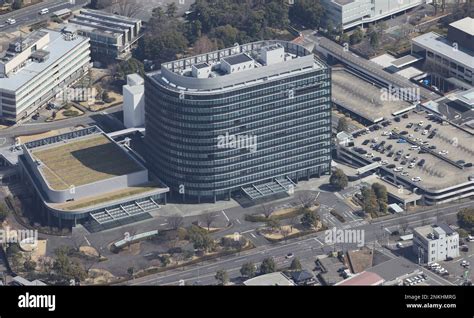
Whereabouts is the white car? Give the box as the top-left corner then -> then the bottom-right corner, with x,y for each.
404,154 -> 411,159
418,121 -> 424,126
6,18 -> 16,25
396,242 -> 403,248
412,177 -> 422,182
39,8 -> 49,15
408,163 -> 415,168
365,153 -> 374,158
401,171 -> 409,176
285,253 -> 294,259
422,130 -> 428,135
394,167 -> 404,172
439,150 -> 449,155
381,160 -> 388,165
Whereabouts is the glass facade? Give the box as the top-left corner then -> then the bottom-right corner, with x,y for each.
145,58 -> 332,202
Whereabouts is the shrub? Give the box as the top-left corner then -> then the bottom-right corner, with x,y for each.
63,110 -> 79,117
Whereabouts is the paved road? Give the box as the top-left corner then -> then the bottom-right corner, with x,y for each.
0,105 -> 123,145
0,0 -> 88,32
126,200 -> 471,285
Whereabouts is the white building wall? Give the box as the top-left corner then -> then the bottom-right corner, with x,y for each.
322,0 -> 428,30
123,74 -> 145,128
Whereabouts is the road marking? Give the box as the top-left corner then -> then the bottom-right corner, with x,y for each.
160,223 -> 168,226
250,233 -> 256,238
83,236 -> 91,246
235,218 -> 241,224
241,229 -> 255,234
314,238 -> 323,245
221,210 -> 229,222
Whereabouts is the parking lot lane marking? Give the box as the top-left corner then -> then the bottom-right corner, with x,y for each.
314,238 -> 323,245
235,218 -> 241,224
221,210 -> 230,222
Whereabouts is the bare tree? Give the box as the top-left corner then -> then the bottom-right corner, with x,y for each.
281,227 -> 291,243
168,214 -> 184,230
400,219 -> 409,235
289,215 -> 299,231
259,203 -> 274,219
107,0 -> 141,18
200,212 -> 217,232
297,192 -> 319,209
193,36 -> 217,54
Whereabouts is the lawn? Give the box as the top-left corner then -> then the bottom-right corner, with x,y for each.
33,134 -> 143,190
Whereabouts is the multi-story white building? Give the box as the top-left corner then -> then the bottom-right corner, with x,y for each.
413,223 -> 460,264
0,28 -> 90,123
411,17 -> 474,87
321,0 -> 431,30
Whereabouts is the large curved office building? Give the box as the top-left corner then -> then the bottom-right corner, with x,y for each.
145,41 -> 332,202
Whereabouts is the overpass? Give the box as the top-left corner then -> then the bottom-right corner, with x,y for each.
315,37 -> 441,102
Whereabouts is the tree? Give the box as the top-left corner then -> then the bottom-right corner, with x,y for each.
361,186 -> 378,217
166,2 -> 178,17
349,27 -> 364,45
290,258 -> 302,271
23,259 -> 36,272
240,262 -> 256,278
281,227 -> 291,242
266,218 -> 281,232
341,32 -> 350,44
371,183 -> 388,214
137,13 -> 188,64
369,31 -> 379,48
127,267 -> 135,278
458,208 -> 474,233
260,257 -> 276,274
215,269 -> 229,285
0,202 -> 9,222
200,212 -> 217,232
259,203 -> 274,219
160,255 -> 171,267
188,225 -> 214,252
12,0 -> 22,10
289,0 -> 324,29
329,168 -> 348,190
301,209 -> 317,228
296,192 -> 318,209
337,117 -> 349,133
400,218 -> 409,235
193,35 -> 217,54
53,247 -> 87,283
110,0 -> 140,18
168,214 -> 184,230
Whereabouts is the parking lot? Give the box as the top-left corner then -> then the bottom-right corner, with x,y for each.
332,68 -> 411,123
350,110 -> 474,191
437,239 -> 474,285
